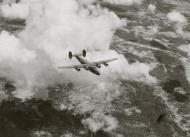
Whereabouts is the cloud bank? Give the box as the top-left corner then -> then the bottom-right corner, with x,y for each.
178,44 -> 190,83
167,11 -> 187,24
0,0 -> 156,97
147,4 -> 156,15
0,2 -> 29,20
167,10 -> 189,38
0,0 -> 156,133
103,0 -> 144,5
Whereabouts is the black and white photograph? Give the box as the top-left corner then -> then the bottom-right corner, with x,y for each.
0,0 -> 189,137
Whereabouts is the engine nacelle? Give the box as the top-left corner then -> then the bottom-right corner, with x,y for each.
69,51 -> 72,59
83,50 -> 86,57
84,66 -> 89,70
103,63 -> 108,66
75,67 -> 81,71
96,64 -> 101,68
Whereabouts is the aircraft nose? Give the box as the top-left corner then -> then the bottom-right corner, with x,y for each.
96,72 -> 100,75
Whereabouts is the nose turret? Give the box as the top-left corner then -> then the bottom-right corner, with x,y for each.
90,68 -> 100,75
95,71 -> 100,75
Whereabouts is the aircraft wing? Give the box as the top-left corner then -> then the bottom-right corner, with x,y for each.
90,58 -> 118,65
58,58 -> 117,69
58,64 -> 89,69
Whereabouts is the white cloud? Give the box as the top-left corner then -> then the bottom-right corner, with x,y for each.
147,4 -> 156,14
82,112 -> 118,132
0,3 -> 29,20
0,31 -> 35,63
167,11 -> 188,37
0,0 -> 157,133
167,11 -> 187,24
103,0 -> 143,6
0,1 -> 156,130
178,44 -> 190,83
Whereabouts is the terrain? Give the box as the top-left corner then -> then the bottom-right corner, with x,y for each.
0,0 -> 190,137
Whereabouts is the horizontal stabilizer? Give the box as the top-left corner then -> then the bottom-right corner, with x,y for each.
69,50 -> 86,59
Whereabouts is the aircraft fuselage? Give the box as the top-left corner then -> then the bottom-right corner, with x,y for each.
75,56 -> 100,75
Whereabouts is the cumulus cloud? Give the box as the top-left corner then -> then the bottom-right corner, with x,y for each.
0,31 -> 35,63
147,4 -> 156,14
147,25 -> 159,35
167,11 -> 187,24
0,3 -> 29,20
0,0 -> 157,133
167,11 -> 188,37
0,31 -> 37,99
178,44 -> 190,82
0,0 -> 156,103
103,0 -> 143,6
82,112 -> 118,132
